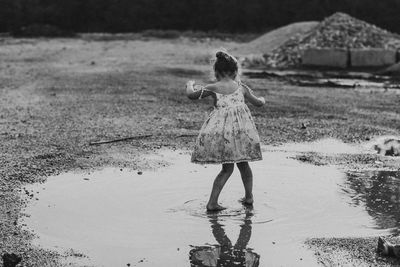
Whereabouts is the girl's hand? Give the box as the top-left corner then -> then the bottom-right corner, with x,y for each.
186,80 -> 195,88
241,82 -> 265,107
186,80 -> 196,97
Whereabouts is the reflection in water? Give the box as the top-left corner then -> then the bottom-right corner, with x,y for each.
189,209 -> 260,267
344,171 -> 400,234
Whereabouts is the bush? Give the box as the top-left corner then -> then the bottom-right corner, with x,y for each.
12,24 -> 76,38
141,29 -> 181,39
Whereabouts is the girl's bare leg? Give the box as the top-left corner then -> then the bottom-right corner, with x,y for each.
207,163 -> 234,211
237,162 -> 254,205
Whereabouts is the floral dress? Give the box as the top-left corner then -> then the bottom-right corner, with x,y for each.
191,83 -> 262,164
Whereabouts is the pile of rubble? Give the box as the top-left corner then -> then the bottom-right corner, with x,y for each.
234,21 -> 318,56
264,12 -> 400,68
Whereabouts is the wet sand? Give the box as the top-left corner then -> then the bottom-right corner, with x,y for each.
22,140 -> 396,266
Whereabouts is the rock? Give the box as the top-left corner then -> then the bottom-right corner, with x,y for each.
374,138 -> 400,156
2,253 -> 22,267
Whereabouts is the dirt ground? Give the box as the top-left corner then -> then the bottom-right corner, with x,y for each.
1,36 -> 400,266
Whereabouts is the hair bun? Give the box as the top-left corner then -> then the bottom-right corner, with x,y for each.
216,51 -> 225,59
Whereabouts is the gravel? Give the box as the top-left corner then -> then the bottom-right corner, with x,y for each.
265,12 -> 400,68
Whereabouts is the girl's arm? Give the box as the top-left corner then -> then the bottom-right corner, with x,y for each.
186,80 -> 216,100
241,82 -> 265,107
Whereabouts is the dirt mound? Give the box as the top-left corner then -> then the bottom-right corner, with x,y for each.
234,21 -> 318,56
265,12 -> 400,68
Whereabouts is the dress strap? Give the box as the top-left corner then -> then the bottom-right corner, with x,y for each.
198,88 -> 205,100
239,81 -> 254,95
196,86 -> 214,100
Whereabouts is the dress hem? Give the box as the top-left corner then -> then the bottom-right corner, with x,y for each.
191,157 -> 263,165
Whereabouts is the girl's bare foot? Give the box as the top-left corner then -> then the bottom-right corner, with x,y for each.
206,203 -> 226,211
239,197 -> 254,206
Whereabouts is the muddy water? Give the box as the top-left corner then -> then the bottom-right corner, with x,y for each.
22,139 -> 392,266
344,170 -> 400,234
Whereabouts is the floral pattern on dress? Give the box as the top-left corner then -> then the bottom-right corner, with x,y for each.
191,86 -> 262,164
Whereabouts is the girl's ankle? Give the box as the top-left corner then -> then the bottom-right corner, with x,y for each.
245,194 -> 253,199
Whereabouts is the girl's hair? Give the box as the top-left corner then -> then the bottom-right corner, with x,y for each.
213,50 -> 239,80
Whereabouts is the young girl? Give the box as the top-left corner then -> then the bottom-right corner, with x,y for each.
186,50 -> 265,211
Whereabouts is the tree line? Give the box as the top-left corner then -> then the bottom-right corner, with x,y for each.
1,0 -> 400,34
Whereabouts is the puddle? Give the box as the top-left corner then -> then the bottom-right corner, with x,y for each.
344,170 -> 400,234
22,140 -> 392,266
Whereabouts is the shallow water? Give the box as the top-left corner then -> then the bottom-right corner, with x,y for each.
343,170 -> 400,234
22,139 -> 393,266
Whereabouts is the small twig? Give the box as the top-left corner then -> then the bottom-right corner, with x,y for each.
176,133 -> 198,138
89,134 -> 152,145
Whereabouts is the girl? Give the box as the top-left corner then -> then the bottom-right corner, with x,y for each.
186,50 -> 265,211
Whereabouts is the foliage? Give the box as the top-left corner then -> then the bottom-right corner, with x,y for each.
12,24 -> 76,37
0,0 -> 400,34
